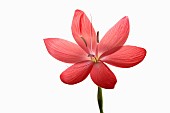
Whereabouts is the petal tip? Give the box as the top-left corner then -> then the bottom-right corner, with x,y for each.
43,38 -> 54,45
60,72 -> 75,85
43,38 -> 53,42
144,48 -> 147,54
105,80 -> 117,89
75,9 -> 81,12
43,38 -> 48,43
122,16 -> 129,20
142,48 -> 147,59
121,16 -> 129,24
60,73 -> 70,85
124,16 -> 128,18
74,9 -> 84,15
43,38 -> 49,45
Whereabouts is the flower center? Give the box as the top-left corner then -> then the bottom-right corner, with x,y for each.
88,54 -> 99,63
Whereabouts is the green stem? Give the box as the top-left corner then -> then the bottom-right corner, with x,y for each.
97,87 -> 104,113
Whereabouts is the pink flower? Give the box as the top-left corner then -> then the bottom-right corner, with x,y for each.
44,9 -> 146,89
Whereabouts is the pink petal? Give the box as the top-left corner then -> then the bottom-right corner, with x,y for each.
101,46 -> 146,68
44,38 -> 89,63
71,9 -> 97,54
98,16 -> 130,57
90,62 -> 117,89
60,61 -> 94,85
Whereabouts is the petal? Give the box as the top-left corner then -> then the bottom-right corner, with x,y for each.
90,62 -> 117,89
98,16 -> 130,57
44,38 -> 89,63
71,9 -> 97,54
60,61 -> 94,85
101,46 -> 146,68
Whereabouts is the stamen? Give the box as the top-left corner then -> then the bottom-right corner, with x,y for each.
79,15 -> 83,34
88,54 -> 98,63
96,31 -> 99,57
97,31 -> 99,43
80,36 -> 87,47
88,54 -> 95,57
90,14 -> 93,51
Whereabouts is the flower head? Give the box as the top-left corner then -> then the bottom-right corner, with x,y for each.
44,9 -> 146,89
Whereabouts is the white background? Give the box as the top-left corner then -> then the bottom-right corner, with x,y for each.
0,0 -> 170,113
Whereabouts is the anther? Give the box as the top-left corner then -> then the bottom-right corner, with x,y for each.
97,31 -> 99,43
80,36 -> 87,47
88,54 -> 95,57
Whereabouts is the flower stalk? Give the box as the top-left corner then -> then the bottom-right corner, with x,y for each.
97,87 -> 103,113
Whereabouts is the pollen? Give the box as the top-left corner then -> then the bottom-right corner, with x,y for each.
88,54 -> 99,63
91,57 -> 97,62
91,56 -> 99,63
